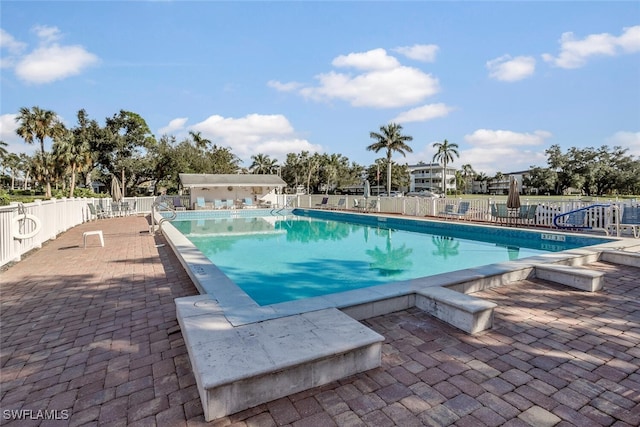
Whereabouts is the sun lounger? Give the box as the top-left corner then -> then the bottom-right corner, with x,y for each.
315,197 -> 329,209
195,197 -> 208,210
620,205 -> 640,238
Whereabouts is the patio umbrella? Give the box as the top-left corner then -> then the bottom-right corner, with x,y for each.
111,176 -> 123,202
363,180 -> 370,199
507,177 -> 521,210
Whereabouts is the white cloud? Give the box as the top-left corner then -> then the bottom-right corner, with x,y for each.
157,117 -> 188,136
393,103 -> 454,123
0,29 -> 27,54
267,80 -> 303,92
300,67 -> 439,108
393,44 -> 439,62
0,113 -> 38,155
458,129 -> 552,174
332,48 -> 400,70
3,25 -> 99,84
190,113 -> 322,162
486,55 -> 536,82
606,130 -> 640,158
276,48 -> 440,109
542,25 -> 640,69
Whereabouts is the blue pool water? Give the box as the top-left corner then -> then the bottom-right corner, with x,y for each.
171,210 -> 613,305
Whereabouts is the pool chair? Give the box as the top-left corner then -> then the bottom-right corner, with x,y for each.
214,199 -> 224,209
619,205 -> 640,238
225,199 -> 234,209
365,199 -> 378,213
439,204 -> 455,217
243,197 -> 256,209
315,197 -> 329,209
195,197 -> 207,210
491,203 -> 510,224
87,203 -> 107,220
173,197 -> 186,211
353,199 -> 363,211
519,204 -> 537,225
332,198 -> 346,210
449,201 -> 471,220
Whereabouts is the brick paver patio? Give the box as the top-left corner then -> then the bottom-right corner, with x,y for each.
1,216 -> 639,426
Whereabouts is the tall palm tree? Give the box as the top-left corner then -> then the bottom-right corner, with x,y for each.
432,139 -> 459,195
15,106 -> 65,198
53,130 -> 92,197
0,140 -> 8,160
189,130 -> 211,151
461,164 -> 475,194
250,153 -> 278,174
367,123 -> 413,195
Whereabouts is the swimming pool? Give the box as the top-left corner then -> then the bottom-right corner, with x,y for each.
169,208 -> 615,305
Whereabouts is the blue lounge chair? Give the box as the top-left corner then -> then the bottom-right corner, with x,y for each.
449,202 -> 471,220
196,197 -> 207,210
315,197 -> 329,209
214,199 -> 223,209
620,205 -> 640,238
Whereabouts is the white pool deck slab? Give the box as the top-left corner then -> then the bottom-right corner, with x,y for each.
162,210 -> 640,421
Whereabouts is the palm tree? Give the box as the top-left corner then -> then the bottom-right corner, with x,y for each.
189,130 -> 211,151
461,164 -> 475,194
250,153 -> 278,174
432,139 -> 459,195
367,123 -> 413,195
0,140 -> 8,160
15,106 -> 65,198
475,172 -> 489,194
52,130 -> 92,197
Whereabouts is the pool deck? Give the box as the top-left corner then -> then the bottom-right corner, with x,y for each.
1,215 -> 640,426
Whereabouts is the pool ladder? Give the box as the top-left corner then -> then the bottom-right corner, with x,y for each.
150,195 -> 177,234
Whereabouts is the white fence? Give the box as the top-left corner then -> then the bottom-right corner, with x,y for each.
0,196 -> 158,268
1,194 -> 635,269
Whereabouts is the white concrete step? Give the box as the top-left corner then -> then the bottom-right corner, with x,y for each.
176,296 -> 384,421
535,264 -> 604,292
415,286 -> 497,334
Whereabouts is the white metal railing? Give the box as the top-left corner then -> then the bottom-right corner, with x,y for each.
296,195 -> 635,236
0,196 -> 159,268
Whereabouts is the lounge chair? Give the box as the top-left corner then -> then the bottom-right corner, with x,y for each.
519,204 -> 537,225
173,197 -> 186,211
225,199 -> 234,209
439,204 -> 455,217
214,199 -> 224,209
332,198 -> 346,210
492,203 -> 510,224
619,205 -> 640,238
353,199 -> 363,211
315,197 -> 329,209
195,197 -> 207,210
87,203 -> 107,220
243,197 -> 256,209
365,199 -> 378,213
449,202 -> 471,220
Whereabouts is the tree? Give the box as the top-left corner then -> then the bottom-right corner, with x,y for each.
474,172 -> 489,194
367,123 -> 413,195
250,153 -> 278,174
101,110 -> 156,197
0,140 -> 7,160
432,139 -> 459,194
189,130 -> 211,151
461,164 -> 475,194
15,106 -> 65,198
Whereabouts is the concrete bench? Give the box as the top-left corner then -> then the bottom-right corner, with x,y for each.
176,297 -> 383,421
415,286 -> 497,334
535,264 -> 604,292
600,250 -> 640,268
83,230 -> 104,248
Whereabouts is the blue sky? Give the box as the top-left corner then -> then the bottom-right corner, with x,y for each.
1,1 -> 639,175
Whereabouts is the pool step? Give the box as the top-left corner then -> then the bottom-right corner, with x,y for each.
535,264 -> 604,292
600,250 -> 640,268
176,296 -> 384,421
415,287 -> 497,334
